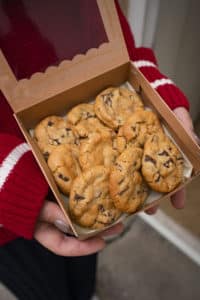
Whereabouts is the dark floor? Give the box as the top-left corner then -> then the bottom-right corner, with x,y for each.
0,218 -> 200,300
97,217 -> 200,300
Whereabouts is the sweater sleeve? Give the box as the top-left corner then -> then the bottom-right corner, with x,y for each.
132,47 -> 190,110
115,0 -> 190,111
0,133 -> 49,242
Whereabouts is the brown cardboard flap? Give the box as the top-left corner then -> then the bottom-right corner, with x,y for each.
13,63 -> 200,238
129,63 -> 200,172
0,50 -> 18,99
0,0 -> 129,113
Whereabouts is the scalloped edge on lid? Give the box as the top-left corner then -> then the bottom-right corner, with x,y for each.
0,0 -> 129,112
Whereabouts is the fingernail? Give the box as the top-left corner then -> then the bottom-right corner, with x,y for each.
193,133 -> 200,145
54,220 -> 70,234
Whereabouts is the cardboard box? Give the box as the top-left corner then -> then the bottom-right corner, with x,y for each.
0,0 -> 200,239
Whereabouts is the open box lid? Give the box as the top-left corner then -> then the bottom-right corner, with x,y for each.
0,0 -> 129,113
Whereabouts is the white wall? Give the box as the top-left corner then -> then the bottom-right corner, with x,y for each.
120,0 -> 200,121
119,0 -> 160,47
155,0 -> 200,121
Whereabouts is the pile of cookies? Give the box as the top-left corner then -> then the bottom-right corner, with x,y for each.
34,86 -> 184,229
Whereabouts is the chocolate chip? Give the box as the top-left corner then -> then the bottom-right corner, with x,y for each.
98,204 -> 105,212
65,128 -> 72,137
48,121 -> 54,126
177,156 -> 184,165
155,173 -> 161,182
163,158 -> 174,168
53,139 -> 61,145
115,162 -> 123,172
119,186 -> 129,195
85,112 -> 94,120
58,173 -> 69,182
118,178 -> 125,185
131,126 -> 136,131
177,156 -> 184,160
133,161 -> 137,167
102,93 -> 113,107
105,98 -> 112,107
74,138 -> 80,146
158,150 -> 169,156
74,193 -> 85,201
135,121 -> 145,125
144,155 -> 156,165
43,152 -> 49,160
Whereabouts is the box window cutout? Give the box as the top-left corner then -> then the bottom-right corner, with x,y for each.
0,0 -> 108,80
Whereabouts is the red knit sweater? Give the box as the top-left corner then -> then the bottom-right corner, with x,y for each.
0,1 -> 189,245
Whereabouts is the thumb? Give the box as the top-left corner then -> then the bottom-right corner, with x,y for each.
192,132 -> 200,145
173,107 -> 200,145
38,201 -> 71,234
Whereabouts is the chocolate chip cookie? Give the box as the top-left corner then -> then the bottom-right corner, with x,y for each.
109,146 -> 148,213
142,134 -> 184,192
94,87 -> 144,129
34,116 -> 78,159
120,110 -> 164,148
113,128 -> 130,153
69,166 -> 121,229
48,144 -> 81,194
75,117 -> 114,140
79,133 -> 118,171
67,103 -> 96,125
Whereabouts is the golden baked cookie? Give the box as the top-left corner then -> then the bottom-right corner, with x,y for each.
94,87 -> 144,129
113,128 -> 128,153
34,116 -> 78,159
79,133 -> 118,170
69,166 -> 121,229
75,117 -> 114,139
67,103 -> 96,125
142,134 -> 184,192
47,144 -> 81,195
114,124 -> 146,154
120,110 -> 164,148
109,146 -> 148,213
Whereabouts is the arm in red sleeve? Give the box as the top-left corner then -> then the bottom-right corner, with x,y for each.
0,228 -> 17,246
0,133 -> 48,243
115,0 -> 190,111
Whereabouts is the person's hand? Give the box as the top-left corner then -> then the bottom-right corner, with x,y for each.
146,107 -> 200,215
34,200 -> 123,256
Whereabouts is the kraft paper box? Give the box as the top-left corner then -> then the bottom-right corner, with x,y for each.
0,0 -> 200,239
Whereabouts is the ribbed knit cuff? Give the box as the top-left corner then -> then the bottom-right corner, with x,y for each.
133,63 -> 190,111
132,47 -> 158,66
0,134 -> 49,240
156,84 -> 190,111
